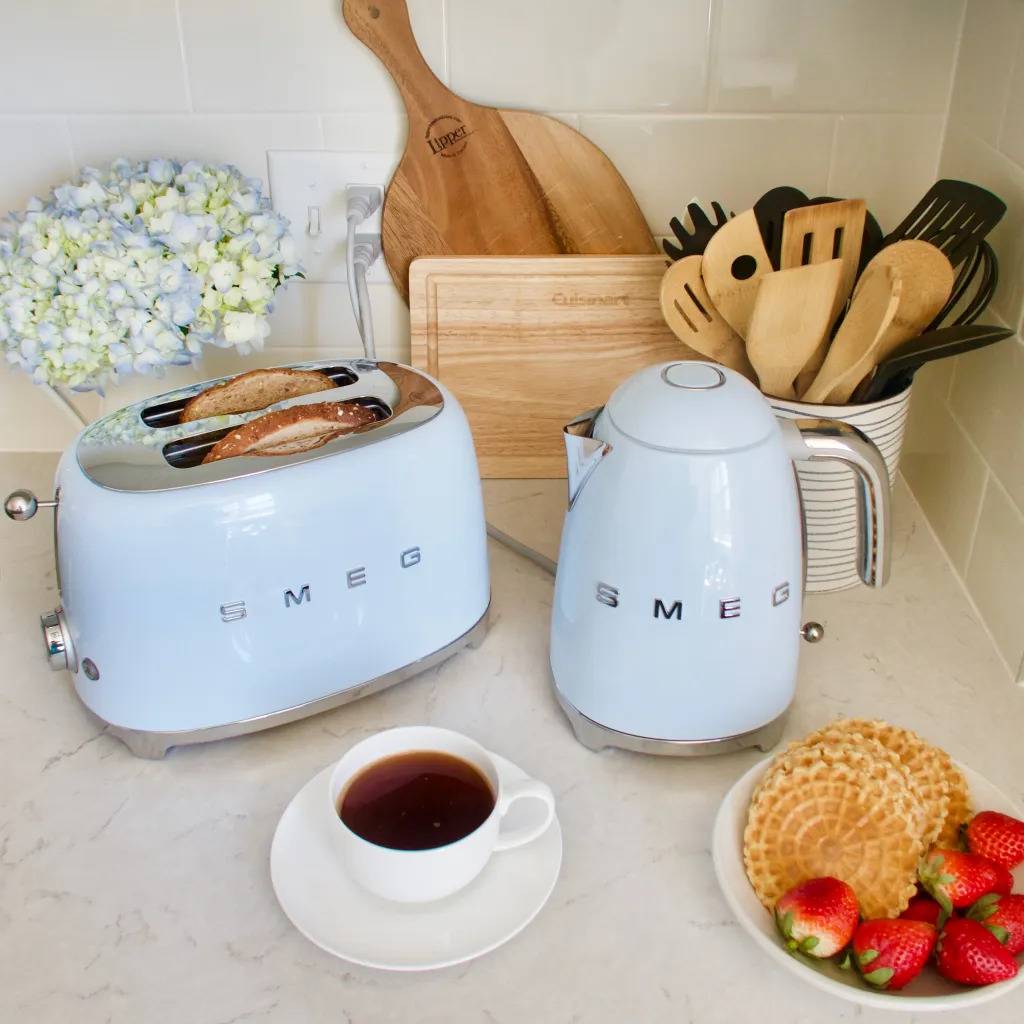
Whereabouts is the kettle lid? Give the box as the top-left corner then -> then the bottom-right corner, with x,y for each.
606,361 -> 777,452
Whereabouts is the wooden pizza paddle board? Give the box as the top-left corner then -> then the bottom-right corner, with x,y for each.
341,0 -> 657,302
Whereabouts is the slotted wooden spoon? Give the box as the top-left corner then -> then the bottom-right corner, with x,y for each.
342,0 -> 656,301
659,256 -> 756,379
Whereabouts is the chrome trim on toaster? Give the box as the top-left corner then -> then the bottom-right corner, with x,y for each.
553,688 -> 787,757
94,603 -> 490,758
75,361 -> 445,493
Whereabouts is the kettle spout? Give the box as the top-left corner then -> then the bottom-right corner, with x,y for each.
564,407 -> 611,507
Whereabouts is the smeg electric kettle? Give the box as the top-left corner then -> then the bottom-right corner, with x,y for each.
550,361 -> 890,756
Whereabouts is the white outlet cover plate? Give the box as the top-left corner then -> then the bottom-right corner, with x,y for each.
268,151 -> 396,284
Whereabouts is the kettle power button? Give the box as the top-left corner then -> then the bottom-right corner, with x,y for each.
662,363 -> 726,390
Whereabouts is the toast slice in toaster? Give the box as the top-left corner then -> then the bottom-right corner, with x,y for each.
180,368 -> 337,423
202,402 -> 379,463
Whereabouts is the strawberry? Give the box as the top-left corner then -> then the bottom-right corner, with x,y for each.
852,919 -> 937,990
900,894 -> 943,926
967,893 -> 1024,956
775,877 -> 859,958
965,811 -> 1024,871
936,917 -> 1019,986
918,848 -> 1013,920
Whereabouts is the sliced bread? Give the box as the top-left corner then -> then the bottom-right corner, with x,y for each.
180,368 -> 336,423
202,401 -> 379,463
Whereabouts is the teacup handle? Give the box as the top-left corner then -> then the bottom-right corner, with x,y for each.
494,779 -> 556,852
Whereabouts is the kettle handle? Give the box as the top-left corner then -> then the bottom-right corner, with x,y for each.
780,418 -> 891,589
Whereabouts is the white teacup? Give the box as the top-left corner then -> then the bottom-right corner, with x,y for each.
327,726 -> 556,903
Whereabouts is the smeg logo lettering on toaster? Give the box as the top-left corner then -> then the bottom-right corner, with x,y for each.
594,581 -> 792,621
219,544 -> 425,623
220,600 -> 247,623
284,585 -> 311,608
425,114 -> 472,158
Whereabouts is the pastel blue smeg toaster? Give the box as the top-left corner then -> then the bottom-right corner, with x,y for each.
4,360 -> 490,758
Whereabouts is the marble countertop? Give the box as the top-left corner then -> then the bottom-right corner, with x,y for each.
2,452 -> 1023,1024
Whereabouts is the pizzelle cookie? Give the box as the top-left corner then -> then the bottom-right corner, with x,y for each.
800,719 -> 948,846
744,741 -> 924,919
934,751 -> 971,847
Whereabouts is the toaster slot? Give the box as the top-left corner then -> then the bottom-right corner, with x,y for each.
161,396 -> 392,469
141,365 -> 360,428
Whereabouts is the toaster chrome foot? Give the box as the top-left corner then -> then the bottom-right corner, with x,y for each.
554,689 -> 788,757
95,603 -> 491,759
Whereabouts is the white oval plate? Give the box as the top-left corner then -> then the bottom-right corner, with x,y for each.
271,752 -> 562,971
713,758 -> 1024,1011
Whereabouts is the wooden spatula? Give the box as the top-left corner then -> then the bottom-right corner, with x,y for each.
802,265 -> 902,404
745,260 -> 843,400
341,0 -> 656,301
659,256 -> 756,380
780,199 -> 867,393
699,209 -> 773,339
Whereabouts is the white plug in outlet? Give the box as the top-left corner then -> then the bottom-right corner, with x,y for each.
267,151 -> 395,284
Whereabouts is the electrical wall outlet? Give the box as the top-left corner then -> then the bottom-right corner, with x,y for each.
267,151 -> 396,284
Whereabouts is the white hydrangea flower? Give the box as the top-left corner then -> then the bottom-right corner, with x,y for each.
0,158 -> 302,389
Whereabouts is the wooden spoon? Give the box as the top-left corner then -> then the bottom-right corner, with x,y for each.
659,257 -> 756,380
802,264 -> 902,404
805,239 -> 955,404
745,260 -> 843,400
699,209 -> 773,339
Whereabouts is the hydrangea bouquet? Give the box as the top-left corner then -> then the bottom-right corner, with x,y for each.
0,158 -> 301,391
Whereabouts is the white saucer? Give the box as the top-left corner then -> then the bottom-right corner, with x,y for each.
270,752 -> 562,971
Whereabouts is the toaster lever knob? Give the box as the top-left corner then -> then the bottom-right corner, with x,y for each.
40,609 -> 73,672
4,490 -> 57,522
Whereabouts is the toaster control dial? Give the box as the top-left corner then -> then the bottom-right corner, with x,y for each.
40,609 -> 75,673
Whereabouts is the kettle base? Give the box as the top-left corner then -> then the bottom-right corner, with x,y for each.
554,689 -> 787,757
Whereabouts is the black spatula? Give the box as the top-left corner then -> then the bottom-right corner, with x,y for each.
883,179 -> 1006,268
855,323 -> 1014,402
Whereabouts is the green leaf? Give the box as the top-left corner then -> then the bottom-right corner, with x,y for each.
967,893 -> 1001,921
857,948 -> 879,966
863,967 -> 895,988
800,936 -> 820,952
776,909 -> 794,939
838,952 -> 853,971
985,924 -> 1010,944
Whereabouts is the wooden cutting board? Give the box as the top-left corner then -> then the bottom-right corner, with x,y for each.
341,0 -> 657,302
409,256 -> 699,478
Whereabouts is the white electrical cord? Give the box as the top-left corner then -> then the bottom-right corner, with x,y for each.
344,185 -> 383,360
345,211 -> 366,347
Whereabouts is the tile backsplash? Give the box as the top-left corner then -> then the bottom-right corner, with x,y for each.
901,0 -> 1024,682
2,1 -> 1020,675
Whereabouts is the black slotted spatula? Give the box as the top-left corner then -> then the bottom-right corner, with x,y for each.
883,179 -> 1006,269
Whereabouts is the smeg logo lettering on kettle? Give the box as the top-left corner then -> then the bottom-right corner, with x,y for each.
425,114 -> 472,158
595,580 -> 792,620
